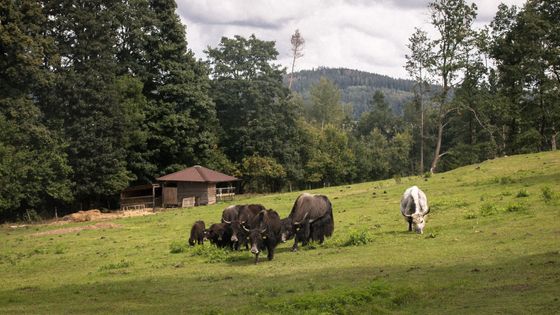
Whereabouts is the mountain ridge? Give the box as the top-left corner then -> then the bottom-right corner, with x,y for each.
288,67 -> 416,117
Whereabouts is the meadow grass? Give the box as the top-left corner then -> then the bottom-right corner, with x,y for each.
0,151 -> 559,314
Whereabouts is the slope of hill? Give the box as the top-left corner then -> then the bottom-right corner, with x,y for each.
289,67 -> 416,117
1,151 -> 559,314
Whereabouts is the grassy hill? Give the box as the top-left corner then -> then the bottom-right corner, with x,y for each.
1,152 -> 559,314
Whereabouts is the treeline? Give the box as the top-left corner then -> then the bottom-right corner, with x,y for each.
405,0 -> 559,173
1,0 -> 557,222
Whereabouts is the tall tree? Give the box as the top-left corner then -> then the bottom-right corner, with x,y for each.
141,0 -> 220,176
0,0 -> 72,220
43,0 -> 144,208
405,28 -> 433,174
407,0 -> 478,173
288,29 -> 305,90
206,34 -> 302,189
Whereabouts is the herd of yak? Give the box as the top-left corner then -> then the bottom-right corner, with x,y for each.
188,186 -> 429,264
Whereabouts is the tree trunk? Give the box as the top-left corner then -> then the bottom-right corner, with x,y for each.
552,126 -> 558,151
430,117 -> 444,174
420,98 -> 424,175
288,54 -> 296,89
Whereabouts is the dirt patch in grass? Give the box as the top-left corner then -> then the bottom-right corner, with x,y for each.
62,209 -> 155,222
33,223 -> 122,236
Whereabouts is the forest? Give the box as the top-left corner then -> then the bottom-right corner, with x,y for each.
0,0 -> 558,221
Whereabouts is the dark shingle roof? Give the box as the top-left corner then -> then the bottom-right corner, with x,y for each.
156,165 -> 238,183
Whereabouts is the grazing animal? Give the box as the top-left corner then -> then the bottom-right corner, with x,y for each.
188,220 -> 206,246
280,214 -> 333,245
221,205 -> 240,224
206,223 -> 233,249
400,186 -> 430,234
224,204 -> 265,250
282,193 -> 334,251
244,209 -> 281,264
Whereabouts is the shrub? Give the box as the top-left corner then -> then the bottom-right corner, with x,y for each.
342,228 -> 374,247
423,172 -> 431,179
516,189 -> 529,198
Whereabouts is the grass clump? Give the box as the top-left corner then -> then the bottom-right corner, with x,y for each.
464,211 -> 477,220
342,228 -> 374,247
505,202 -> 528,213
516,189 -> 530,198
479,204 -> 500,217
495,176 -> 516,184
169,241 -> 187,254
191,244 -> 231,263
541,186 -> 556,203
99,259 -> 132,271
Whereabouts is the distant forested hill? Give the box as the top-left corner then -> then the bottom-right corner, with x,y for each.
288,67 -> 415,117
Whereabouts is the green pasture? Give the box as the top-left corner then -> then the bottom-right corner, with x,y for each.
1,152 -> 559,314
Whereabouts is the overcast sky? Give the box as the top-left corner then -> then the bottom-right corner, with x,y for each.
176,0 -> 526,79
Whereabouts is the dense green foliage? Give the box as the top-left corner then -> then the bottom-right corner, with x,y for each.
0,0 -> 558,221
1,152 -> 558,313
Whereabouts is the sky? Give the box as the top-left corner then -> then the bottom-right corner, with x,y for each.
176,0 -> 527,79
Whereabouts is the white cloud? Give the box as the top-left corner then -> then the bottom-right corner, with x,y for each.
177,0 -> 526,79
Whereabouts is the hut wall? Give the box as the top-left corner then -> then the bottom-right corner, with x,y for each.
207,183 -> 217,205
177,182 -> 211,206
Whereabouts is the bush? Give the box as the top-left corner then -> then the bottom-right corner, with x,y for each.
342,228 -> 374,247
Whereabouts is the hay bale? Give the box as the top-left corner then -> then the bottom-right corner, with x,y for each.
63,209 -> 102,222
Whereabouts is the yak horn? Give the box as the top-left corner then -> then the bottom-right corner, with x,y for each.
242,225 -> 250,232
222,218 -> 231,224
260,227 -> 267,233
293,212 -> 308,225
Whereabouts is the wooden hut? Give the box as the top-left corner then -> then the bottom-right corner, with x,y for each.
157,165 -> 238,207
120,166 -> 238,210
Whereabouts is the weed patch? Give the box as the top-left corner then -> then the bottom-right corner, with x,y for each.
99,259 -> 132,271
479,204 -> 500,217
516,189 -> 529,198
495,176 -> 516,184
341,228 -> 374,247
505,202 -> 528,213
464,211 -> 477,220
189,244 -> 245,263
541,186 -> 557,203
169,241 -> 187,254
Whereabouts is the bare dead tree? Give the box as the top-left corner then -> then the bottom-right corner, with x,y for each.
288,29 -> 305,90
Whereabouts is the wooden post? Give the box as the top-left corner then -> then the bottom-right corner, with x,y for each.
152,184 -> 156,212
